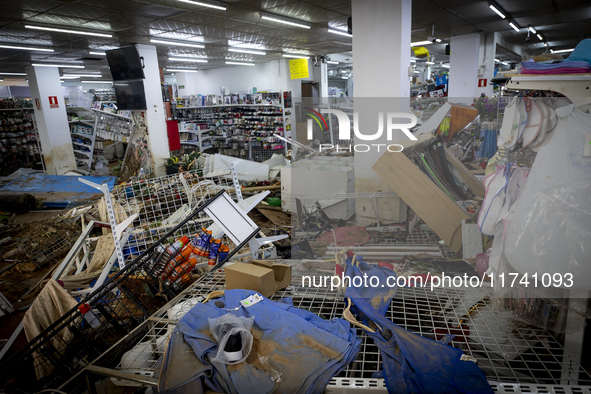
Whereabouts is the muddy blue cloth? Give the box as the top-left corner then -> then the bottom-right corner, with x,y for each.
164,289 -> 361,394
344,255 -> 493,394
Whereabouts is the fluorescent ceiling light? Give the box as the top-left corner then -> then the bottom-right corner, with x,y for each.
411,41 -> 432,46
150,38 -> 204,48
260,15 -> 310,29
414,71 -> 420,74
168,53 -> 208,59
441,64 -> 450,68
166,68 -> 198,72
328,29 -> 352,38
537,34 -> 543,41
410,59 -> 416,63
176,0 -> 226,10
435,38 -> 442,42
168,57 -> 207,63
509,22 -> 520,32
81,80 -> 112,83
529,26 -> 536,34
60,76 -> 80,79
282,54 -> 309,59
32,63 -> 84,68
341,77 -> 348,79
501,61 -> 509,65
489,4 -> 505,19
225,61 -> 255,66
551,48 -> 574,54
495,58 -> 500,62
25,25 -> 112,38
327,60 -> 339,64
0,44 -> 53,52
544,42 -> 548,47
0,72 -> 26,76
89,51 -> 106,56
63,74 -> 101,77
425,61 -> 435,65
228,48 -> 266,55
340,69 -> 347,73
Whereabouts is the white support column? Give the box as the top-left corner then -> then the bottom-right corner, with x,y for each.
352,0 -> 412,225
477,33 -> 496,97
319,61 -> 329,103
448,33 -> 481,103
26,66 -> 76,175
135,44 -> 170,177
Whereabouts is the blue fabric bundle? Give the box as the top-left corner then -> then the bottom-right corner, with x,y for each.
344,254 -> 493,394
158,289 -> 361,393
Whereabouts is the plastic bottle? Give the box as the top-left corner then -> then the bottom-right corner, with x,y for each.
208,239 -> 221,266
217,244 -> 229,265
165,257 -> 199,287
161,243 -> 195,280
156,236 -> 190,277
167,236 -> 190,255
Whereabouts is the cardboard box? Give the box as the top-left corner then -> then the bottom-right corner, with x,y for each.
224,261 -> 291,297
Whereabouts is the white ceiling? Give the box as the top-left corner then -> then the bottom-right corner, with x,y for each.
0,0 -> 588,81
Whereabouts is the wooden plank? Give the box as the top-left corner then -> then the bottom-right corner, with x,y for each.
444,147 -> 485,197
372,152 -> 468,253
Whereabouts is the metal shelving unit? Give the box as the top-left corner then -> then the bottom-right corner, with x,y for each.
71,269 -> 591,393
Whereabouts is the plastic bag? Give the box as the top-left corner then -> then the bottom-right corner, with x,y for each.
208,314 -> 254,365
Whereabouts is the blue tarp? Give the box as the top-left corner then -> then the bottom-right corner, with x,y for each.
344,254 -> 493,394
0,174 -> 117,208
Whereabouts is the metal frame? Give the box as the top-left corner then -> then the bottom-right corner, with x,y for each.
70,269 -> 591,393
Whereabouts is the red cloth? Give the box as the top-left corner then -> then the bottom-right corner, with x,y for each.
317,226 -> 370,246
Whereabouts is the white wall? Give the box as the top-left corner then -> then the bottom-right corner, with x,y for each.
178,59 -> 309,98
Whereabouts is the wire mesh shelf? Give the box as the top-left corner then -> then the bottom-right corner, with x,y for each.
111,170 -> 237,257
101,270 -> 590,390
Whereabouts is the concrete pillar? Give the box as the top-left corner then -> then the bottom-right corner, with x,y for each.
319,61 -> 329,103
26,66 -> 76,175
352,0 -> 411,225
135,44 -> 170,177
477,33 -> 496,97
448,33 -> 481,103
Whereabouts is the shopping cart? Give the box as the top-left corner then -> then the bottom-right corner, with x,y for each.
0,190 -> 259,393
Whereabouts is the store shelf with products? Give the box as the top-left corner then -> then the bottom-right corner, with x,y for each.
0,103 -> 42,176
68,106 -> 96,169
165,90 -> 293,161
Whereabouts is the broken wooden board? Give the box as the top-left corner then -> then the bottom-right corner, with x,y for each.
256,207 -> 291,228
372,152 -> 468,253
444,147 -> 485,197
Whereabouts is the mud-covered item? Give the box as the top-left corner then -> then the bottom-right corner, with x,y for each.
343,254 -> 492,394
166,289 -> 361,394
208,314 -> 254,365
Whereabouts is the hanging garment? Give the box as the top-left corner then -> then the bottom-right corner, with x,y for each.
498,97 -> 527,150
486,167 -> 529,274
477,165 -> 509,236
160,289 -> 361,394
343,254 -> 492,394
504,104 -> 591,290
528,101 -> 557,152
520,98 -> 543,148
